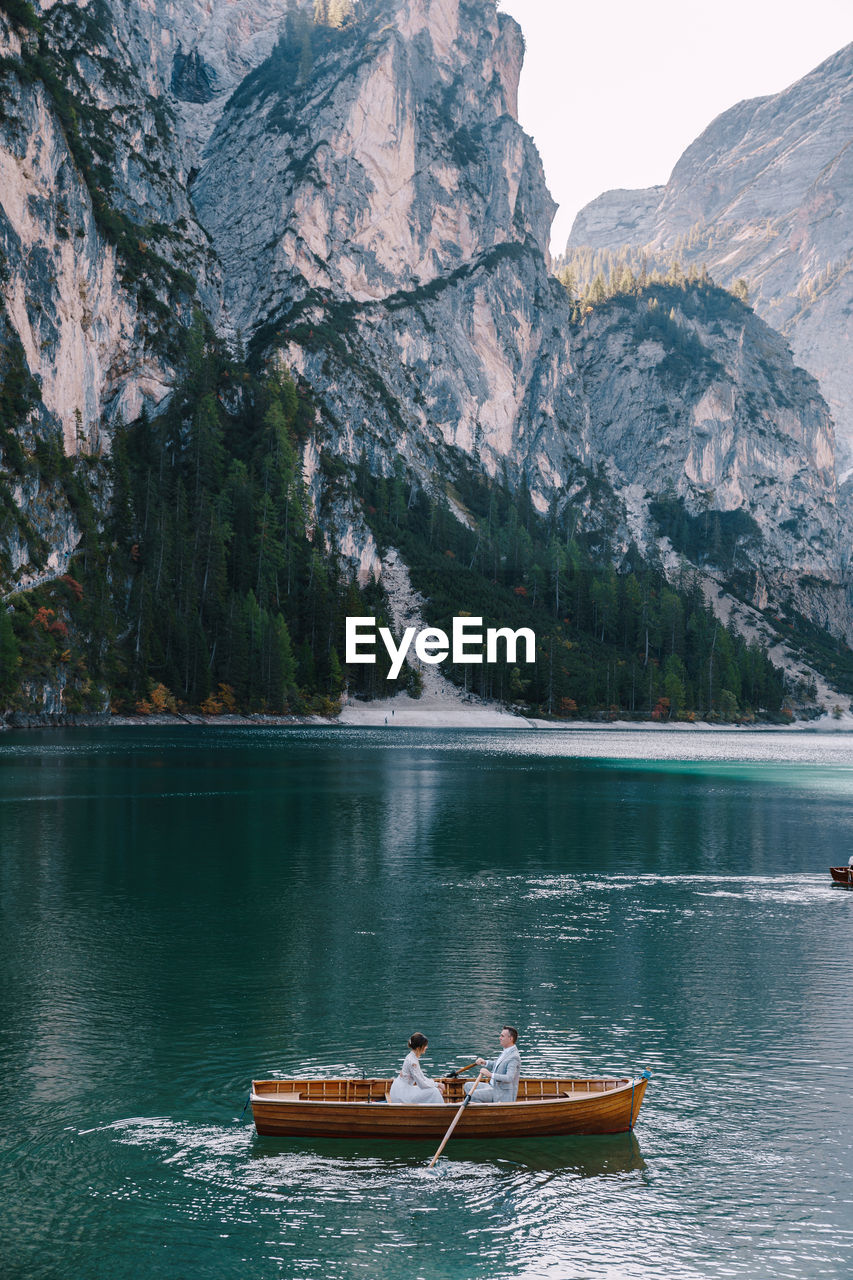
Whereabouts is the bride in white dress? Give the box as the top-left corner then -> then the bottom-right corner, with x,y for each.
388,1033 -> 446,1105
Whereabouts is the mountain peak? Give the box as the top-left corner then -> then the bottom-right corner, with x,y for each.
567,39 -> 853,469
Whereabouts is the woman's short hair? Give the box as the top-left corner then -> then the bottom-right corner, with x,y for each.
408,1032 -> 429,1051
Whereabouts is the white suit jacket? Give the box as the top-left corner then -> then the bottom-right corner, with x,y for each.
484,1045 -> 521,1102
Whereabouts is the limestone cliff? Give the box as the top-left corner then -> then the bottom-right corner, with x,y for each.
572,283 -> 849,634
192,0 -> 590,512
567,44 -> 853,473
188,0 -> 848,640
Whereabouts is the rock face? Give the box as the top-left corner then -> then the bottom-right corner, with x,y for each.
192,0 -> 589,506
0,0 -> 291,588
567,43 -> 853,472
0,13 -> 166,455
0,0 -> 851,653
572,284 -> 849,634
569,186 -> 662,253
0,0 -> 292,462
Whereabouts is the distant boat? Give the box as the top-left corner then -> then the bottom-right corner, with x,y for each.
250,1074 -> 649,1139
830,866 -> 853,887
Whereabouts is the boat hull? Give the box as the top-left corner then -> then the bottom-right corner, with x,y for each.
831,866 -> 853,887
250,1076 -> 648,1139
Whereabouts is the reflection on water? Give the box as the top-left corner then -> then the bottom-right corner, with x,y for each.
2,728 -> 853,1279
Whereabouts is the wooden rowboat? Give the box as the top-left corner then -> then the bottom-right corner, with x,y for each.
250,1073 -> 649,1139
830,866 -> 853,887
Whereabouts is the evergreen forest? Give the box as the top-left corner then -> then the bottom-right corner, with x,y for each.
0,313 -> 790,723
360,464 -> 786,721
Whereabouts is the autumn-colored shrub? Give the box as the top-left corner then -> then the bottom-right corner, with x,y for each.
134,682 -> 177,715
31,607 -> 55,630
60,575 -> 84,601
149,683 -> 177,712
201,683 -> 238,715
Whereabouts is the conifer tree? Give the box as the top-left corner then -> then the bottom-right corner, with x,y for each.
732,278 -> 750,305
0,610 -> 18,697
327,0 -> 353,25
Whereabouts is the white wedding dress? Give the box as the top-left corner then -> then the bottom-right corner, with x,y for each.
388,1050 -> 445,1105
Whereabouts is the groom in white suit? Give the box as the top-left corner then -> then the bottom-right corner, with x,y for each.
464,1026 -> 521,1103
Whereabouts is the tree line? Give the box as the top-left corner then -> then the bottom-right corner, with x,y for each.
360,462 -> 786,721
1,320 -> 404,715
1,315 -> 787,721
555,248 -> 750,324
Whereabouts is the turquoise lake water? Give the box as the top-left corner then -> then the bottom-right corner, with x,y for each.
1,726 -> 853,1279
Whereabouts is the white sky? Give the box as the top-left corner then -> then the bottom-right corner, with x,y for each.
498,0 -> 852,253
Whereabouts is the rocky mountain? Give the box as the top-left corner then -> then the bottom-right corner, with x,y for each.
567,43 -> 853,474
1,0 -> 852,718
191,0 -> 594,534
188,0 -> 849,630
571,282 -> 847,634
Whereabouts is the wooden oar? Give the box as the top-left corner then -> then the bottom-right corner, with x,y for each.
427,1071 -> 485,1169
445,1058 -> 479,1079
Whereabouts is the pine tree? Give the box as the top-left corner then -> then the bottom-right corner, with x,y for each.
588,273 -> 606,305
732,278 -> 750,305
191,392 -> 225,503
327,0 -> 353,25
556,265 -> 576,299
328,646 -> 343,694
274,617 -> 297,705
0,610 -> 19,697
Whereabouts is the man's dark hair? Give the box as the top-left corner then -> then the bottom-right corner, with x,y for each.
503,1025 -> 518,1044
